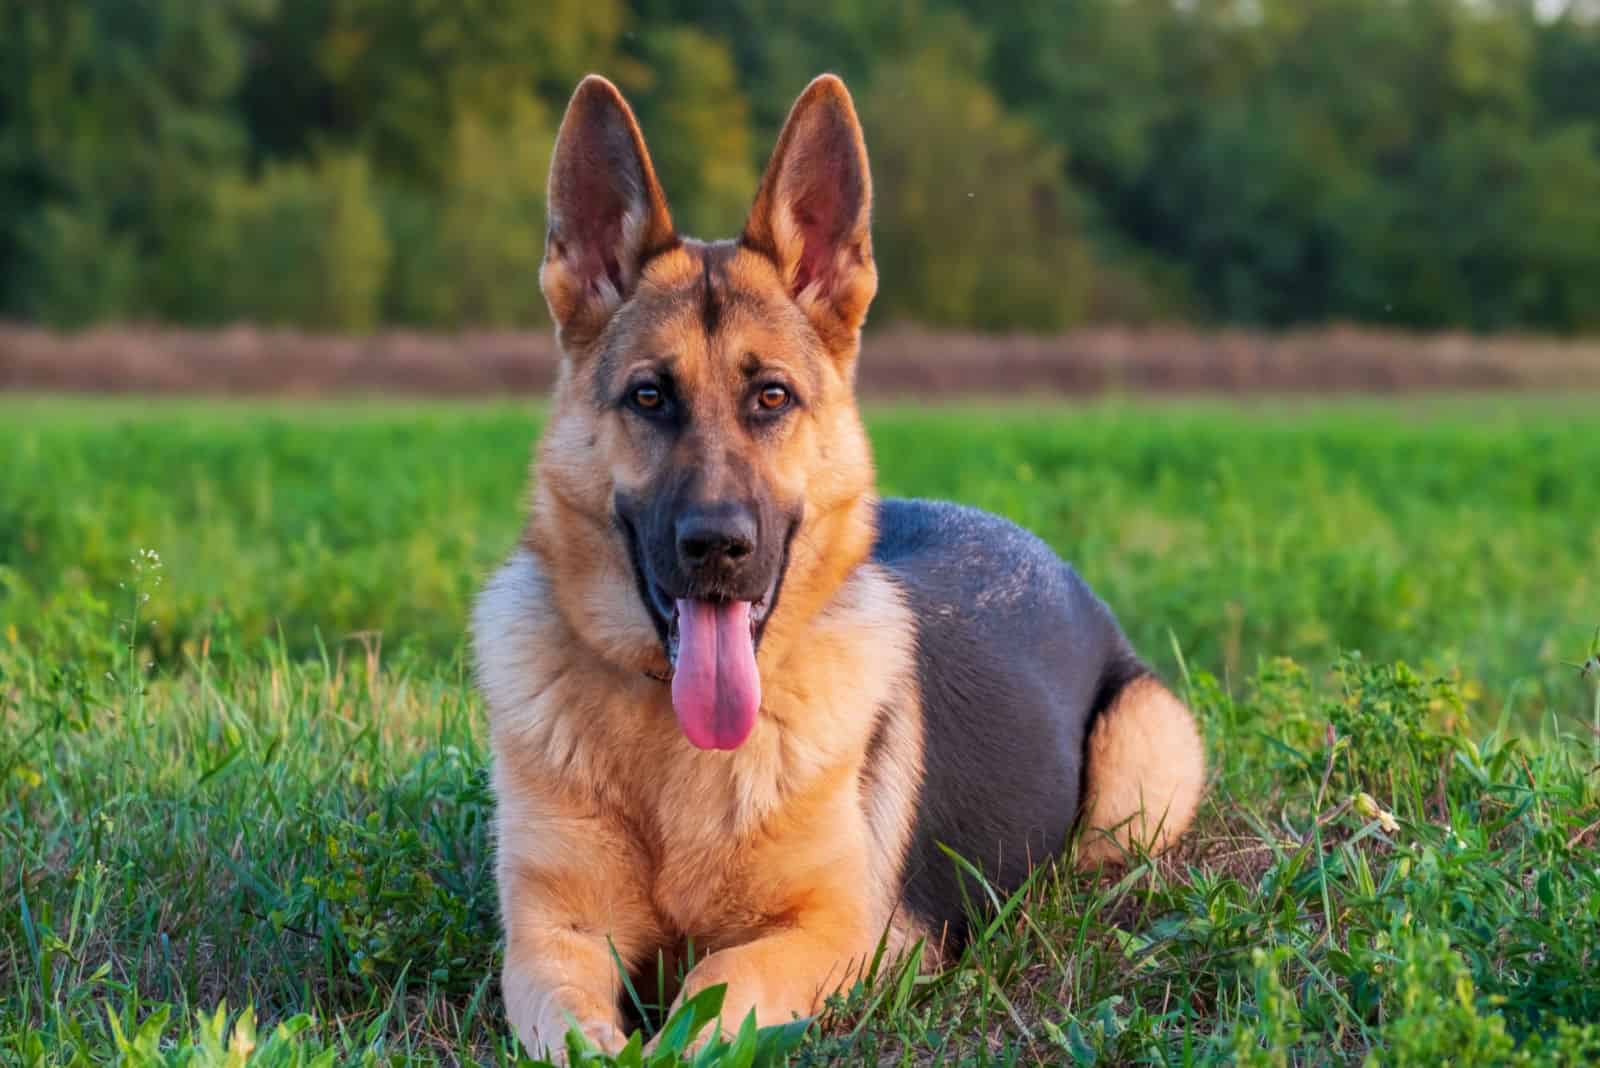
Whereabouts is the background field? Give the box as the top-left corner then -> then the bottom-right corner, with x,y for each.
4,395 -> 1598,712
3,396 -> 1599,1065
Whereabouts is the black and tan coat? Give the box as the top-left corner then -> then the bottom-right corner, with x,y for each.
472,73 -> 1206,1059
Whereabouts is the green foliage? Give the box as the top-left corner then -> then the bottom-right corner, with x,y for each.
317,0 -> 626,183
628,28 -> 758,239
196,153 -> 391,330
15,204 -> 141,326
432,96 -> 555,327
646,0 -> 924,138
1383,118 -> 1600,331
4,396 -> 1599,723
0,0 -> 269,320
374,183 -> 453,327
862,26 -> 1094,330
966,0 -> 1600,331
559,985 -> 807,1068
3,468 -> 1598,1064
1229,948 -> 1302,1067
1360,927 -> 1600,1067
1366,928 -> 1518,1065
8,1 -> 1600,331
285,751 -> 496,995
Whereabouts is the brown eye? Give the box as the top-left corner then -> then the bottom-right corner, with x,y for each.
631,385 -> 663,411
758,385 -> 791,411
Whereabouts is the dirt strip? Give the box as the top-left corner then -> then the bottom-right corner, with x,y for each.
4,322 -> 1599,396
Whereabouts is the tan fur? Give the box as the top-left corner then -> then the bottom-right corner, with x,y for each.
1075,677 -> 1207,868
477,71 -> 1195,1060
477,550 -> 923,1054
475,76 -> 921,1058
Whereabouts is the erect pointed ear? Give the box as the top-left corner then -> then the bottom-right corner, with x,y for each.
741,74 -> 877,352
541,75 -> 677,346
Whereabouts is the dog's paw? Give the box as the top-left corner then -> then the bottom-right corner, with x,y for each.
531,1018 -> 627,1065
572,1019 -> 628,1057
647,952 -> 764,1052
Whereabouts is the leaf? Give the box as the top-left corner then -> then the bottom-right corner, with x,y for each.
1536,869 -> 1556,909
717,1011 -> 758,1068
654,983 -> 725,1056
613,1031 -> 645,1068
750,1019 -> 809,1068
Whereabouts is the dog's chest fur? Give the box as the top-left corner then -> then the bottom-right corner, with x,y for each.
474,548 -> 920,945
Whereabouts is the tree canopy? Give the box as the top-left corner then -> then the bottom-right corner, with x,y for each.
3,0 -> 1598,332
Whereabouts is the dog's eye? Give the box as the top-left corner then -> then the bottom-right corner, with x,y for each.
631,385 -> 663,411
757,385 -> 791,412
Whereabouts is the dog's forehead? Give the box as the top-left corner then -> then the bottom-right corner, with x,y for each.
597,241 -> 823,389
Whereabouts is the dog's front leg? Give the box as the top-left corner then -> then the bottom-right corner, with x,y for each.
659,777 -> 888,1043
495,789 -> 660,1060
670,842 -> 880,1041
673,919 -> 877,1037
501,901 -> 630,1059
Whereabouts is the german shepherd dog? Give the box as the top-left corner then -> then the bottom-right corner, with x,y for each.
473,74 -> 1206,1057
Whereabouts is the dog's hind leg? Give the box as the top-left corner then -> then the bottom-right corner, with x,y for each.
1075,675 -> 1206,868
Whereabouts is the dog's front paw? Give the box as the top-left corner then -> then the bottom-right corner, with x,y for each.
527,1018 -> 626,1065
659,950 -> 779,1050
635,956 -> 748,1059
569,1019 -> 628,1059
509,982 -> 627,1065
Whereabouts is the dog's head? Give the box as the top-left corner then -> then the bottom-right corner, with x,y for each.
528,74 -> 879,750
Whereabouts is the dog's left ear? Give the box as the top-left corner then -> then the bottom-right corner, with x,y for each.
742,74 -> 877,353
542,75 -> 677,348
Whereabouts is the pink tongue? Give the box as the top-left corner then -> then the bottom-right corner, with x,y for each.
671,599 -> 761,750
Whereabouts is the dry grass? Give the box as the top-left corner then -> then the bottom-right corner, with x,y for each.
5,321 -> 1600,396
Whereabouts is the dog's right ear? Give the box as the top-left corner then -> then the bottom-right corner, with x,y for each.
541,75 -> 677,347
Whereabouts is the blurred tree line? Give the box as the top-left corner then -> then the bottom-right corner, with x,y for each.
3,0 -> 1599,334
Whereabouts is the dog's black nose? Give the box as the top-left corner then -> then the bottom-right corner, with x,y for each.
676,507 -> 757,571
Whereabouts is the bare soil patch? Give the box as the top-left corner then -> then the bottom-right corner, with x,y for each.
4,321 -> 1599,396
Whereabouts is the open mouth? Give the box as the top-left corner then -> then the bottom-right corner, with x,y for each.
619,518 -> 795,752
662,576 -> 778,669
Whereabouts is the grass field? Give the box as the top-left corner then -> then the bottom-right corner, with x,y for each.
3,395 -> 1599,1065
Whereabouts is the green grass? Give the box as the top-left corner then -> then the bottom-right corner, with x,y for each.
2,395 -> 1599,1065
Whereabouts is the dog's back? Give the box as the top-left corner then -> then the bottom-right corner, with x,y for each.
873,499 -> 1204,946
